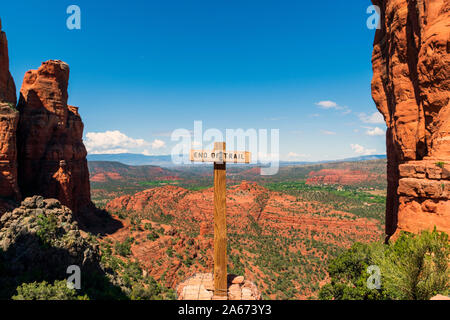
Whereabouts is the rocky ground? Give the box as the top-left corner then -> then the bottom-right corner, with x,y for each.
177,273 -> 261,300
0,196 -> 127,299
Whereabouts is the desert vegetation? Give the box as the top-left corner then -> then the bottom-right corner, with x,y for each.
319,229 -> 449,300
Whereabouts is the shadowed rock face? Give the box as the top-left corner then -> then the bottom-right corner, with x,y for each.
17,60 -> 92,215
0,195 -> 126,299
0,19 -> 15,105
371,0 -> 450,239
0,18 -> 20,202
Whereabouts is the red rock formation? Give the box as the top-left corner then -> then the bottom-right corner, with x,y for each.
104,182 -> 382,298
0,104 -> 20,201
0,19 -> 16,105
17,60 -> 92,214
0,19 -> 92,217
371,0 -> 450,239
306,169 -> 377,185
0,18 -> 20,203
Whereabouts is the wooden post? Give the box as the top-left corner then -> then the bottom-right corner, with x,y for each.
190,142 -> 251,299
213,142 -> 227,297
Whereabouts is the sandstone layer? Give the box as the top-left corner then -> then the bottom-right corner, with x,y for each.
17,60 -> 92,214
0,18 -> 20,202
371,0 -> 450,239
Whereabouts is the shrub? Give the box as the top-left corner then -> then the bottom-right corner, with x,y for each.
144,223 -> 153,230
6,102 -> 18,112
115,237 -> 133,257
36,213 -> 59,247
147,231 -> 160,241
12,280 -> 89,300
319,229 -> 449,300
435,162 -> 445,169
379,229 -> 449,299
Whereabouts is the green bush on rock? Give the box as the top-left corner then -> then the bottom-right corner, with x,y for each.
319,229 -> 449,300
12,280 -> 89,300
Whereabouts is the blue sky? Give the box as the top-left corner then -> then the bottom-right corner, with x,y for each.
1,0 -> 386,161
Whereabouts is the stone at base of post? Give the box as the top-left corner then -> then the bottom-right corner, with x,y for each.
177,273 -> 261,300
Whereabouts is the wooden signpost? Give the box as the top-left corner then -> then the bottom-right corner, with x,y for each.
190,142 -> 251,297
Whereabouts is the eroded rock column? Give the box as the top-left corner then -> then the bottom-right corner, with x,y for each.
371,0 -> 450,239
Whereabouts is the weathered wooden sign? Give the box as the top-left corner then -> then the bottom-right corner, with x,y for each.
190,150 -> 251,163
190,142 -> 251,298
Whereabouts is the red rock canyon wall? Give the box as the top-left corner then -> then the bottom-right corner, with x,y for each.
17,60 -> 92,214
0,18 -> 20,201
371,0 -> 450,239
0,18 -> 92,215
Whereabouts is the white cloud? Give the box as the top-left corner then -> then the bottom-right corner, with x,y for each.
316,101 -> 338,109
315,100 -> 351,115
287,152 -> 311,160
85,130 -> 166,154
89,148 -> 130,155
321,130 -> 336,135
151,139 -> 165,149
341,109 -> 352,115
350,144 -> 376,156
366,127 -> 385,136
359,112 -> 384,124
85,130 -> 149,154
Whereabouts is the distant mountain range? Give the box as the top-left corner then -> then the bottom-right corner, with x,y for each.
87,154 -> 174,166
280,154 -> 387,166
87,153 -> 386,167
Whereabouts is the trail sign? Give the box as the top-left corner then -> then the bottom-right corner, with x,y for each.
190,142 -> 251,297
190,150 -> 251,163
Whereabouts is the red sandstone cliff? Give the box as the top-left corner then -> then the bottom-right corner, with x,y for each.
306,169 -> 380,185
0,18 -> 20,203
16,60 -> 92,214
371,0 -> 450,239
0,19 -> 92,216
0,19 -> 15,105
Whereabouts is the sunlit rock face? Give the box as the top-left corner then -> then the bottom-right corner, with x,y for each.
371,0 -> 450,239
17,60 -> 92,215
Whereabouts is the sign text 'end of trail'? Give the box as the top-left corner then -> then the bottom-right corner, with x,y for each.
190,150 -> 251,164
